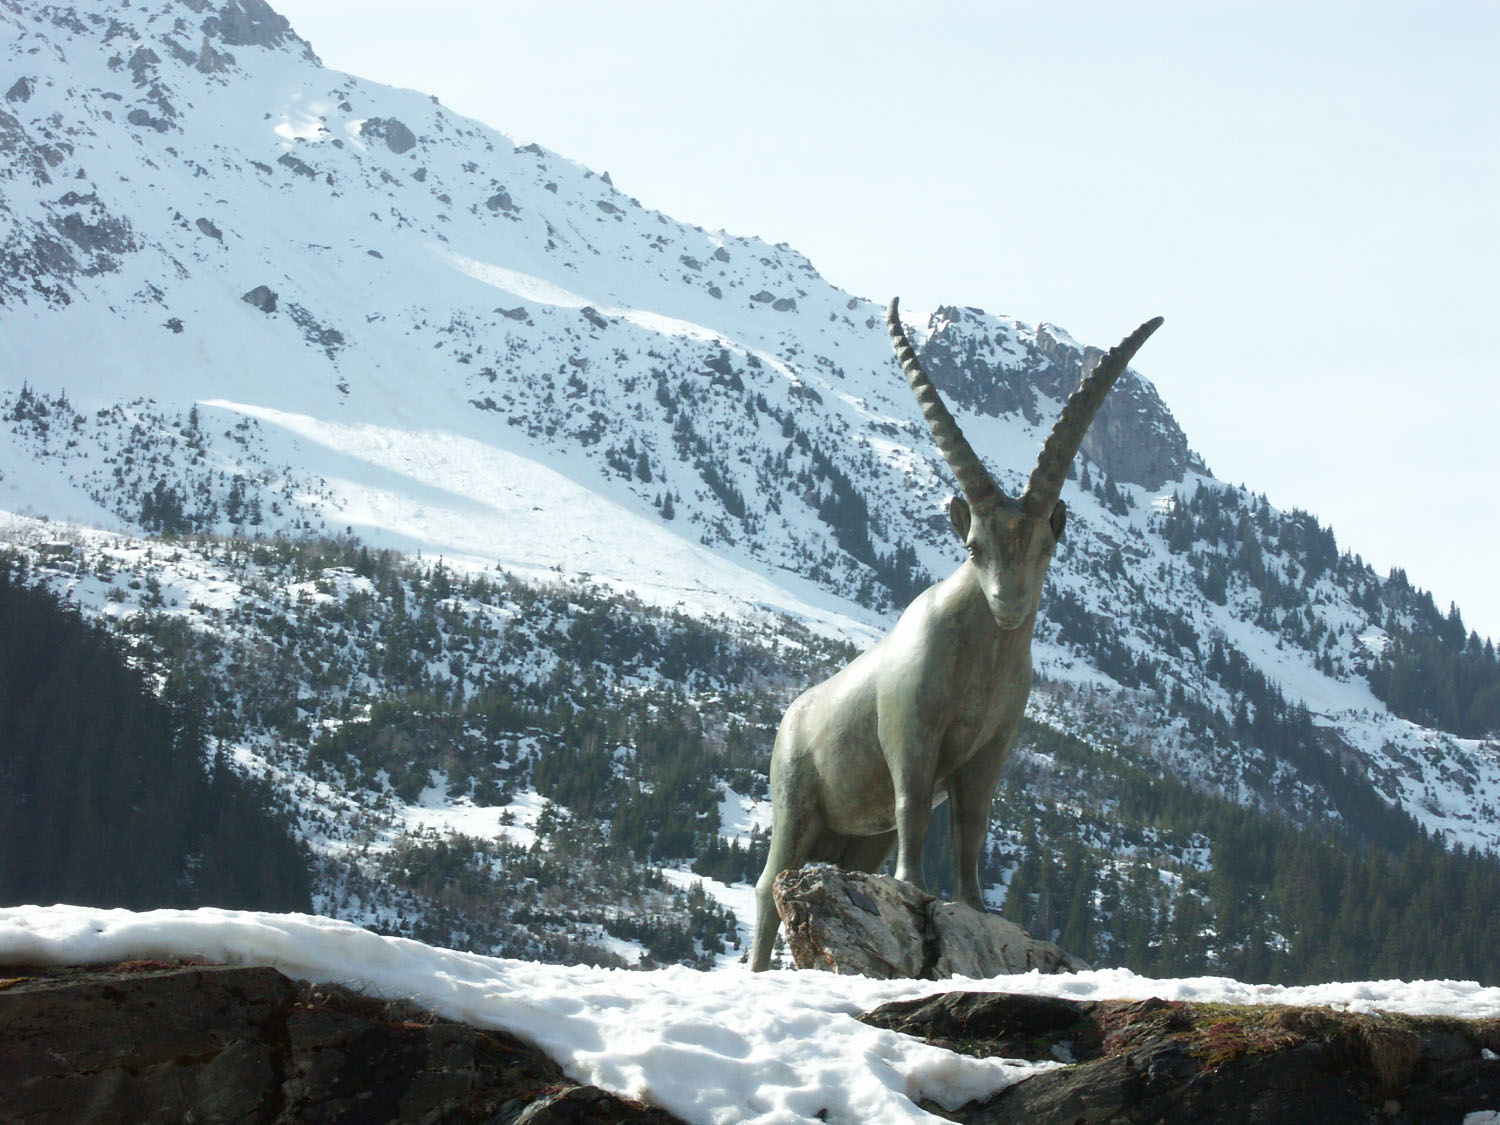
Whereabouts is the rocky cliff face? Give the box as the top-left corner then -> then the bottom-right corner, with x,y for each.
917,306 -> 1206,489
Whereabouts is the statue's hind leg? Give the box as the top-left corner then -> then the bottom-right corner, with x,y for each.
751,827 -> 893,970
751,823 -> 818,971
750,790 -> 822,972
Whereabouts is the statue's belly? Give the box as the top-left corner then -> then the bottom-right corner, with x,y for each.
791,663 -> 1025,839
815,738 -> 896,836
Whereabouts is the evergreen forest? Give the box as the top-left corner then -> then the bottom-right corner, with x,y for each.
0,559 -> 310,912
980,721 -> 1500,986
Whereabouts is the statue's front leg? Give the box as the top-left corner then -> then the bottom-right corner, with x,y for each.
876,694 -> 942,889
889,754 -> 936,889
947,747 -> 1007,911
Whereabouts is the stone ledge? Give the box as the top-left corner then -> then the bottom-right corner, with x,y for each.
861,989 -> 1500,1123
0,960 -> 681,1124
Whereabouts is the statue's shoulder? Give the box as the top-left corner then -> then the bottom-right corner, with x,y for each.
900,566 -> 976,629
877,579 -> 974,680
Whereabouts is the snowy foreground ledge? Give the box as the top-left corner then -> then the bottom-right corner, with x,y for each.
4,906 -> 1500,1124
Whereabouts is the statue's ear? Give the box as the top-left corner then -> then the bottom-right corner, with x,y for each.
1050,499 -> 1067,541
949,495 -> 972,542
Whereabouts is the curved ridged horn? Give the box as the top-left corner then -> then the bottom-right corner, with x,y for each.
887,297 -> 1004,513
1020,316 -> 1164,516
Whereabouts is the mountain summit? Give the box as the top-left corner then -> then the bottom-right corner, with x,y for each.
2,0 -> 1190,619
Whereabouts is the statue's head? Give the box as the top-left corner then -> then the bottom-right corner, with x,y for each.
887,297 -> 1161,632
947,492 -> 1064,629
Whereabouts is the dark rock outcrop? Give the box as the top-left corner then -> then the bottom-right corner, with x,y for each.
203,0 -> 299,52
861,990 -> 1500,1123
772,865 -> 1086,979
242,283 -> 278,312
360,116 -> 417,155
126,106 -> 172,133
0,961 -> 681,1124
1033,323 -> 1206,491
277,151 -> 318,179
54,209 -> 135,258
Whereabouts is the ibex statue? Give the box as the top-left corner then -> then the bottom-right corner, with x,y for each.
749,298 -> 1162,971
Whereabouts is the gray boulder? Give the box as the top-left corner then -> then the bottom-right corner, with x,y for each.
242,284 -> 277,312
772,865 -> 1087,979
359,116 -> 417,155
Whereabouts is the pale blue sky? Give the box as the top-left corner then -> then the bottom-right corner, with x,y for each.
275,0 -> 1499,640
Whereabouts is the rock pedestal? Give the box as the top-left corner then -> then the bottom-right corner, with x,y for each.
771,864 -> 1088,979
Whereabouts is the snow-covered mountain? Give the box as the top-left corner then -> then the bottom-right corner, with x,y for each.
3,0 -> 1498,973
0,0 -> 1197,624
